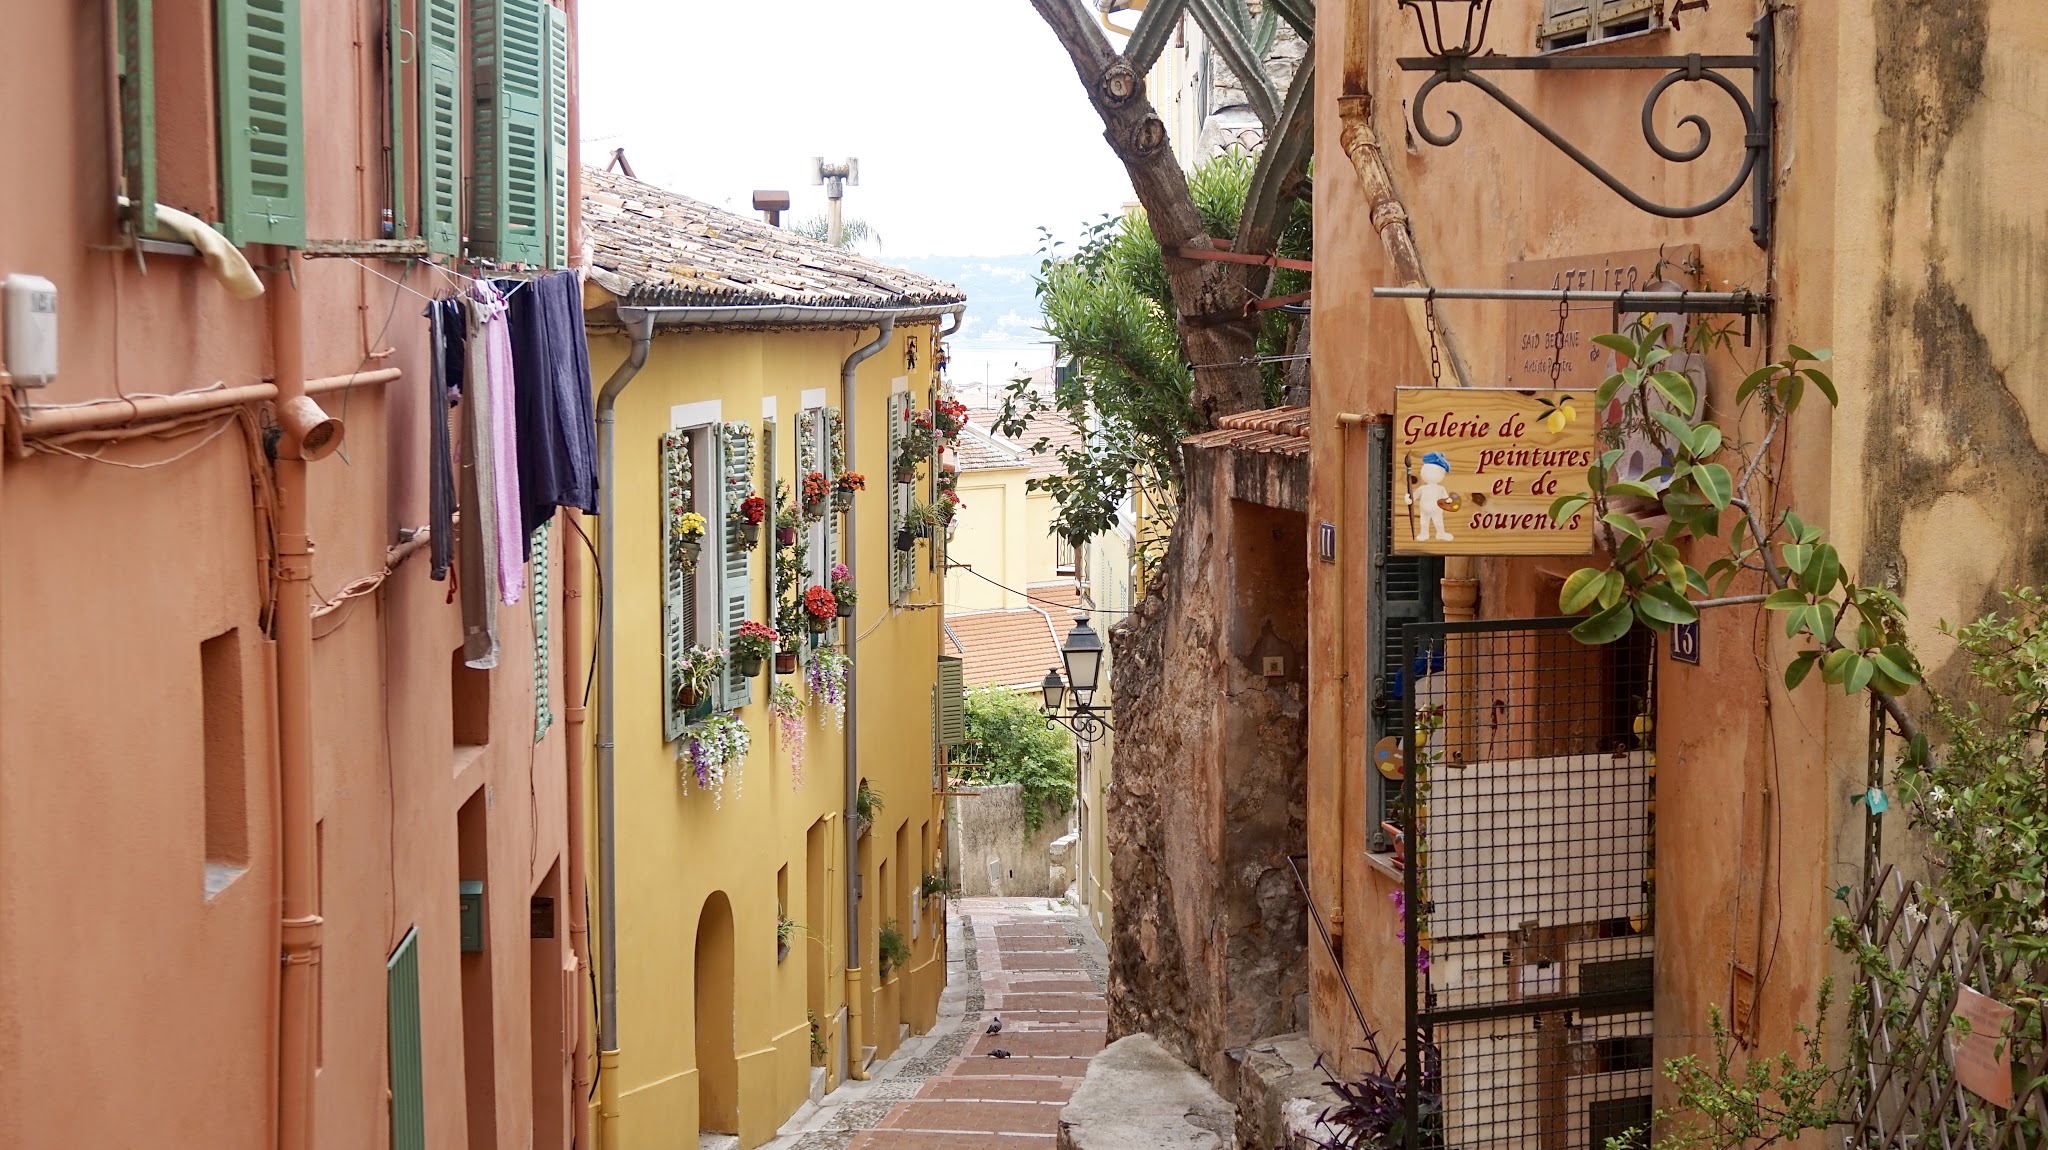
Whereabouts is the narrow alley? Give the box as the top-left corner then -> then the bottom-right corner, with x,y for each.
768,899 -> 1108,1149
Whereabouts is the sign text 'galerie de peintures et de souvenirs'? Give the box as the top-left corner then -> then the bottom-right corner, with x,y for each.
1393,388 -> 1598,556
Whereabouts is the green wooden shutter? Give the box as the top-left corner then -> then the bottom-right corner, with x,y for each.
545,3 -> 570,268
889,393 -> 913,602
937,656 -> 965,747
419,0 -> 462,255
386,0 -> 406,239
661,431 -> 691,741
471,0 -> 547,264
720,423 -> 755,709
1366,420 -> 1443,851
216,0 -> 306,248
386,927 -> 426,1150
116,0 -> 156,234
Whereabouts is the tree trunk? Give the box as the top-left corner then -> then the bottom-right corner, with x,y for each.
1029,0 -> 1271,425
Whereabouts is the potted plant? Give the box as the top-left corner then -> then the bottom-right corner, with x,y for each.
907,501 -> 943,539
832,472 -> 865,510
730,621 -> 780,679
854,779 -> 882,839
829,564 -> 856,617
936,489 -> 962,524
894,526 -> 917,553
674,644 -> 725,709
773,641 -> 800,676
919,871 -> 955,905
777,908 -> 799,962
894,409 -> 935,482
808,1010 -> 826,1067
774,501 -> 800,548
877,920 -> 911,981
802,470 -> 832,518
736,494 -> 768,549
674,510 -> 708,573
803,586 -> 837,634
933,395 -> 968,438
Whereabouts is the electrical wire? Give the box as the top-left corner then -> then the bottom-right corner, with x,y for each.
26,411 -> 239,468
567,513 -> 603,709
946,562 -> 1135,615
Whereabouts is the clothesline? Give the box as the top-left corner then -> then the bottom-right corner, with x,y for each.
344,256 -> 534,307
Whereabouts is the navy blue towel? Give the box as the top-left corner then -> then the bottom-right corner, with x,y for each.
505,271 -> 599,555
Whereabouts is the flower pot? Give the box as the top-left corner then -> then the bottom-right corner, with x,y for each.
894,467 -> 916,484
806,615 -> 831,635
835,600 -> 855,619
678,539 -> 702,567
677,685 -> 700,708
777,941 -> 791,963
776,526 -> 797,547
736,654 -> 764,679
774,652 -> 799,675
833,490 -> 854,511
804,498 -> 827,519
739,521 -> 761,547
894,529 -> 916,552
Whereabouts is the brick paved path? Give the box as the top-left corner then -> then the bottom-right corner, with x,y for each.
849,898 -> 1107,1148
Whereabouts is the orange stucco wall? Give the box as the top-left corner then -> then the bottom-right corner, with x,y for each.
1,4 -> 578,1149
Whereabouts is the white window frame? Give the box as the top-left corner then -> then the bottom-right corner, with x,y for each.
1537,0 -> 1664,52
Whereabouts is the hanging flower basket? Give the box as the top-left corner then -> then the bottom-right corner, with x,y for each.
677,685 -> 700,709
894,528 -> 917,552
739,521 -> 761,548
832,473 -> 863,510
678,539 -> 702,568
776,526 -> 798,547
774,651 -> 799,675
894,465 -> 917,484
735,493 -> 768,550
803,586 -> 838,633
802,471 -> 832,517
731,620 -> 780,679
734,654 -> 763,678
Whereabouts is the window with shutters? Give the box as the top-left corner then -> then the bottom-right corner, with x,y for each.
417,0 -> 464,255
471,0 -> 548,265
718,422 -> 757,710
545,4 -> 571,268
662,426 -> 722,739
387,927 -> 427,1150
936,657 -> 965,747
1537,0 -> 1663,51
889,392 -> 915,602
1366,419 -> 1444,852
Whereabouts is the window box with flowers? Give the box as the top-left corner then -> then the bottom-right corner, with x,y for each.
803,586 -> 838,634
829,564 -> 856,618
735,494 -> 767,549
802,471 -> 832,520
730,621 -> 780,679
832,472 -> 864,510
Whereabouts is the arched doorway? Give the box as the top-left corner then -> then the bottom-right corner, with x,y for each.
694,891 -> 738,1135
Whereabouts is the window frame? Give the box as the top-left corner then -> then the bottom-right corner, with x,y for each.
1537,0 -> 1665,52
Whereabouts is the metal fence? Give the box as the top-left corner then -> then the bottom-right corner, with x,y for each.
1400,618 -> 1657,1150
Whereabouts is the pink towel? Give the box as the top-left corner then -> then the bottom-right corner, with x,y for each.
478,282 -> 525,605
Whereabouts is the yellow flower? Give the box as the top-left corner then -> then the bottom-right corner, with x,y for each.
678,511 -> 708,538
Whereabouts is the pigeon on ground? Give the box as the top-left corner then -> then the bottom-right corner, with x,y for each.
988,1048 -> 1012,1059
986,1015 -> 1003,1035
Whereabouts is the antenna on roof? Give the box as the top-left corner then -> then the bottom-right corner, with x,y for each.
607,148 -> 636,178
810,157 -> 859,248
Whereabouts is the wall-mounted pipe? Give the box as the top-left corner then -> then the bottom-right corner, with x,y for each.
561,509 -> 594,1150
593,307 -> 653,1149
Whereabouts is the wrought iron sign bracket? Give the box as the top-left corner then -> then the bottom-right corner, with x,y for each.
1398,13 -> 1776,248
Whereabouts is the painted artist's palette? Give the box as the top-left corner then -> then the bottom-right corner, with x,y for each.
1373,736 -> 1405,781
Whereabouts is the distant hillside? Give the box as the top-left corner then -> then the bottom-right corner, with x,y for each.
897,255 -> 1045,349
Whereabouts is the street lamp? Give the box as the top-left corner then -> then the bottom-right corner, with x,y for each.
1393,0 -> 1776,247
1042,615 -> 1112,742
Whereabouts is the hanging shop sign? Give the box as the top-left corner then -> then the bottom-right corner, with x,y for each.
1502,246 -> 1700,389
1393,387 -> 1598,556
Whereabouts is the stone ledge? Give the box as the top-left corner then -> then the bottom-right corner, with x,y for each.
1058,1034 -> 1236,1150
1234,1033 -> 1341,1150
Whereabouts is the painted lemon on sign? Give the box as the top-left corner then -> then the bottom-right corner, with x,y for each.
1537,394 -> 1578,435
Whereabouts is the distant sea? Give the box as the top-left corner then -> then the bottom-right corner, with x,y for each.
898,254 -> 1053,406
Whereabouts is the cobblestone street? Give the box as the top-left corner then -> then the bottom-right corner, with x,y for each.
767,898 -> 1108,1149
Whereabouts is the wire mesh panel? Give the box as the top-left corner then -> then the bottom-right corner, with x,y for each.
1401,618 -> 1657,1150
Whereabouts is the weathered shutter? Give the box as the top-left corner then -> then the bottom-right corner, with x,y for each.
216,0 -> 306,248
889,392 -> 913,601
419,0 -> 462,256
660,431 -> 691,741
531,520 -> 554,742
386,0 -> 406,238
1366,420 -> 1443,851
762,420 -> 780,680
116,0 -> 156,234
470,0 -> 547,264
824,410 -> 844,640
720,423 -> 755,709
545,3 -> 570,268
386,927 -> 426,1150
937,656 -> 965,747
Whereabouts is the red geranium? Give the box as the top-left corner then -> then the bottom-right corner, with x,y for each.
835,472 -> 866,492
739,495 -> 768,524
802,471 -> 832,506
803,585 -> 838,620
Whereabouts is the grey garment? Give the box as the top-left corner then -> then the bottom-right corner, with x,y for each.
457,296 -> 500,670
426,303 -> 457,581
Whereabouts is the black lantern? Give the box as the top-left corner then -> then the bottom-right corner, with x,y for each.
1040,667 -> 1067,715
1060,615 -> 1105,705
1397,0 -> 1494,58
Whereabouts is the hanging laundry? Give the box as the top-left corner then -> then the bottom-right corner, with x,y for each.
458,296 -> 501,669
476,281 -> 525,606
424,301 -> 458,581
506,270 -> 599,557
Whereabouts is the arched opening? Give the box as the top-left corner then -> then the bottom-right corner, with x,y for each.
694,891 -> 738,1135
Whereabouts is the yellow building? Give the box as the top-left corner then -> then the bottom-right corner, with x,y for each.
577,167 -> 964,1147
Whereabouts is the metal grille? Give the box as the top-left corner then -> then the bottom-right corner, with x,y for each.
1401,618 -> 1657,1150
1368,419 -> 1444,851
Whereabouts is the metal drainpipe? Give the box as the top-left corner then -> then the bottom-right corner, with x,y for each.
840,317 -> 894,1079
561,510 -> 594,1150
594,307 -> 653,1145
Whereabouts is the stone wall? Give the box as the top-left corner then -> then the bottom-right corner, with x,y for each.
947,783 -> 1073,898
1104,443 -> 1311,1094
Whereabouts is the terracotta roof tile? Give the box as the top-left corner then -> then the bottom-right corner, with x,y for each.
582,167 -> 965,311
955,424 -> 1029,472
945,609 -> 1063,690
969,408 -> 1084,480
1183,405 -> 1311,458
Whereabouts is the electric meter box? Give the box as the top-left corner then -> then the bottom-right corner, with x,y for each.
4,274 -> 58,387
458,881 -> 485,952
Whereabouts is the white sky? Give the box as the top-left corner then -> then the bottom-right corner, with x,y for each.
577,2 -> 1137,259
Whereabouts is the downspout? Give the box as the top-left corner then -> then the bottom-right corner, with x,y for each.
594,307 -> 654,1147
270,248 -> 327,1150
562,511 -> 594,1150
839,316 -> 895,1079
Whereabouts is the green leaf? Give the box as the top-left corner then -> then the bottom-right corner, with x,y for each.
1802,367 -> 1839,406
1597,372 -> 1626,409
1637,582 -> 1700,626
1843,653 -> 1874,694
1765,588 -> 1809,610
1592,333 -> 1640,356
1812,600 -> 1838,645
1785,650 -> 1819,689
1572,601 -> 1636,645
1781,543 -> 1813,577
1651,541 -> 1686,588
1737,364 -> 1778,404
1787,343 -> 1816,362
1684,565 -> 1709,595
1695,463 -> 1734,510
1872,646 -> 1920,688
1597,569 -> 1628,609
1559,567 -> 1608,614
1649,370 -> 1698,416
1691,423 -> 1723,459
1804,544 -> 1842,595
1548,494 -> 1591,526
1822,647 -> 1856,682
1606,480 -> 1661,500
1603,512 -> 1646,542
1651,409 -> 1699,452
1782,373 -> 1806,413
